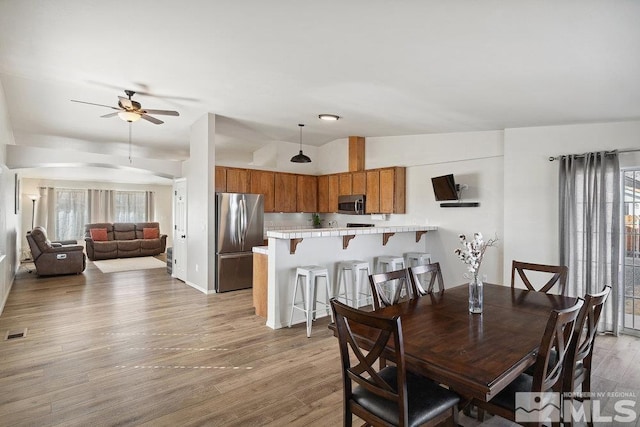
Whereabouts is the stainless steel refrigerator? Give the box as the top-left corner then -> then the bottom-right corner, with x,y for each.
215,193 -> 264,292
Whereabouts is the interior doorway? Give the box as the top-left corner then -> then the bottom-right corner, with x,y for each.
623,169 -> 640,334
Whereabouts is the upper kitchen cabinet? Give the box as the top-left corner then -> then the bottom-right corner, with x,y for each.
379,167 -> 406,214
317,175 -> 329,213
338,173 -> 352,196
365,167 -> 405,214
352,171 -> 366,195
366,170 -> 381,213
328,174 -> 340,213
274,173 -> 297,213
226,168 -> 252,193
250,170 -> 275,212
215,166 -> 227,192
296,175 -> 318,213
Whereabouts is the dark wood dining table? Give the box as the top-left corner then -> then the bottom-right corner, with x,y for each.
329,283 -> 578,402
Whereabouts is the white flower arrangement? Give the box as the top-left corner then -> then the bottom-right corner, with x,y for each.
454,232 -> 498,281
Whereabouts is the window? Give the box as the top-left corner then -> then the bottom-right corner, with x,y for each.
114,191 -> 148,222
55,189 -> 87,240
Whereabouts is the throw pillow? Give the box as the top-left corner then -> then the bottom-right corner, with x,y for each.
90,228 -> 108,241
143,227 -> 159,239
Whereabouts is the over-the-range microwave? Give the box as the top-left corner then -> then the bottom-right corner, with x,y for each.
338,194 -> 366,215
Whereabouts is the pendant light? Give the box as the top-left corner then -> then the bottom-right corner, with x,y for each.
290,123 -> 311,163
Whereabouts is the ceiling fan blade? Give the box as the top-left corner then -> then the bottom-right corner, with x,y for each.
140,114 -> 164,125
118,96 -> 133,109
71,100 -> 119,110
100,112 -> 120,118
142,109 -> 180,116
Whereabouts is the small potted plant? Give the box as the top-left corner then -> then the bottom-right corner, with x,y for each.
311,213 -> 322,228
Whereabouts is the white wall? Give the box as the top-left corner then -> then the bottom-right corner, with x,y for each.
503,120 -> 640,284
0,78 -> 17,314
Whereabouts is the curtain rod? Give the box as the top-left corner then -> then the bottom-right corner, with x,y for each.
548,148 -> 640,162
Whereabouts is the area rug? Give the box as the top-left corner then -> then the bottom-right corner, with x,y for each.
93,256 -> 166,273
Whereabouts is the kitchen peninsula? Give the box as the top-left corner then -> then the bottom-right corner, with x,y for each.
263,225 -> 437,330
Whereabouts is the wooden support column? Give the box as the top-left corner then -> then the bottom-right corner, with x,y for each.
349,136 -> 365,172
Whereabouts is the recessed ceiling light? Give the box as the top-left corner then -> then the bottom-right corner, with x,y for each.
318,114 -> 340,121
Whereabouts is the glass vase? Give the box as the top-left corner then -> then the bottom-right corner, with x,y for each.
469,275 -> 483,314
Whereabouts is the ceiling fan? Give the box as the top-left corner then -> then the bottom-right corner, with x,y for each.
71,90 -> 180,124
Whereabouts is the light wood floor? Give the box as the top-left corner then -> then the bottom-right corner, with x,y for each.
1,262 -> 639,426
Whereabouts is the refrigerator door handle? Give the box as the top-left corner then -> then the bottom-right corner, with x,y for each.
239,197 -> 247,250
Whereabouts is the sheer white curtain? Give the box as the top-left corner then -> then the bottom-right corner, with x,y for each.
54,189 -> 88,241
559,151 -> 620,334
114,191 -> 153,222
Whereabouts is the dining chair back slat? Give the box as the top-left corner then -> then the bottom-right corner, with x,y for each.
369,269 -> 417,310
408,262 -> 445,295
511,260 -> 568,295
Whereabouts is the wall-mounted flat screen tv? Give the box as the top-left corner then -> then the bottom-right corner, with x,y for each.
431,174 -> 458,201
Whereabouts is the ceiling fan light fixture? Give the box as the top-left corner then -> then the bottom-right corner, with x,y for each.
291,123 -> 312,163
118,111 -> 142,122
318,114 -> 340,121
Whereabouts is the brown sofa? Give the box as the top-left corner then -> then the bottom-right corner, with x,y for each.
26,227 -> 86,276
84,222 -> 167,261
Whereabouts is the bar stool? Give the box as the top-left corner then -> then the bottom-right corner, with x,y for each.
335,260 -> 372,308
288,265 -> 332,338
375,255 -> 406,273
375,256 -> 406,301
404,252 -> 432,268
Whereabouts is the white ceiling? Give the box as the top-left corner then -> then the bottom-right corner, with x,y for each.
1,1 -> 639,184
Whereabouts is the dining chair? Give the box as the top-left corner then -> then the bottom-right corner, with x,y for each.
330,298 -> 460,427
368,268 -> 418,310
408,262 -> 445,295
563,285 -> 611,425
511,260 -> 569,295
473,298 -> 584,427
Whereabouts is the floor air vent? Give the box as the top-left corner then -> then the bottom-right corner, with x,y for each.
5,328 -> 28,340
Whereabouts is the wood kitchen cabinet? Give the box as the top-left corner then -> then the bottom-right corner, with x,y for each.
364,167 -> 405,214
215,166 -> 227,192
339,173 -> 352,196
226,168 -> 252,193
250,170 -> 275,212
379,167 -> 406,214
252,252 -> 268,317
352,171 -> 366,195
274,172 -> 297,212
317,175 -> 329,213
296,175 -> 318,212
328,174 -> 340,213
366,170 -> 381,213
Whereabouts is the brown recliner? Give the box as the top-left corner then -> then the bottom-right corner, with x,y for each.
26,227 -> 86,276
